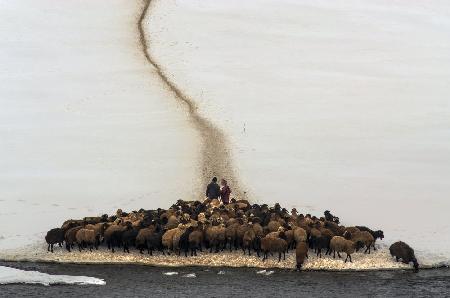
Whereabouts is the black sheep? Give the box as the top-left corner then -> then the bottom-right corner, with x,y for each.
146,227 -> 164,256
324,210 -> 340,224
314,235 -> 331,258
389,241 -> 419,272
179,226 -> 194,257
45,228 -> 64,253
122,226 -> 140,253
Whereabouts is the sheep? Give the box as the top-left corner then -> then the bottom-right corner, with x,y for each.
121,226 -> 140,253
75,228 -> 96,251
166,214 -> 179,230
64,226 -> 82,252
104,224 -> 127,253
351,231 -> 375,254
293,227 -> 307,246
295,241 -> 308,270
309,227 -> 321,250
389,241 -> 419,272
267,220 -> 282,232
324,210 -> 339,224
314,235 -> 332,258
236,222 -> 251,249
176,226 -> 194,257
330,236 -> 360,262
145,227 -> 164,256
85,222 -> 107,248
45,228 -> 65,253
344,227 -> 360,236
225,222 -> 239,252
162,226 -> 179,255
188,225 -> 204,256
260,234 -> 288,262
355,226 -> 384,250
284,229 -> 295,251
242,226 -> 257,256
252,222 -> 264,238
172,224 -> 187,255
324,221 -> 342,236
266,226 -> 284,238
61,220 -> 83,233
206,223 -> 226,253
135,226 -> 156,254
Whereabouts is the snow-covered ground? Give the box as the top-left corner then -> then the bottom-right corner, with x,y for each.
145,0 -> 450,263
0,0 -> 449,270
0,265 -> 105,286
0,0 -> 201,249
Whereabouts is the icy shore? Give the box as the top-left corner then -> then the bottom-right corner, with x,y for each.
0,243 -> 417,271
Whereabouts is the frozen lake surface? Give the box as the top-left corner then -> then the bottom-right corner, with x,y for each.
0,0 -> 449,270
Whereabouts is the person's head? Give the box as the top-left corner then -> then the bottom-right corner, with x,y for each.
212,177 -> 217,183
220,179 -> 227,186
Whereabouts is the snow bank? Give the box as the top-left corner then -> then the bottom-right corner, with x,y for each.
0,266 -> 105,286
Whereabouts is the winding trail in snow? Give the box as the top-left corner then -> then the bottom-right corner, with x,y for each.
138,0 -> 244,197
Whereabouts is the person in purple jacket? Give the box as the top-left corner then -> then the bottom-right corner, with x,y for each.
220,179 -> 231,204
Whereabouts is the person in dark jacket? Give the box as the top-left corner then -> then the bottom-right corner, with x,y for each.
206,177 -> 221,199
220,179 -> 231,204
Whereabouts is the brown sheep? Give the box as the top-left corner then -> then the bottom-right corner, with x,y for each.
188,225 -> 204,256
172,224 -> 187,255
261,235 -> 288,262
242,226 -> 257,256
295,241 -> 309,270
75,228 -> 96,251
293,227 -> 307,245
252,222 -> 264,238
225,222 -> 239,251
206,223 -> 226,253
85,222 -> 107,247
344,226 -> 361,236
330,236 -> 360,262
351,231 -> 375,254
162,226 -> 179,254
135,226 -> 156,254
64,226 -> 82,252
267,220 -> 282,232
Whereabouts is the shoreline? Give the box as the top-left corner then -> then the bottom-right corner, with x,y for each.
0,243 -> 424,272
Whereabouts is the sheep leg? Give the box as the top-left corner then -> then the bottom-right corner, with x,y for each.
349,254 -> 352,262
333,250 -> 336,259
47,244 -> 50,252
283,251 -> 286,260
337,252 -> 342,258
278,252 -> 282,262
50,244 -> 54,253
66,243 -> 71,252
248,247 -> 251,256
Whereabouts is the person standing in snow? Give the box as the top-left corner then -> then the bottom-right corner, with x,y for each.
220,179 -> 231,204
205,177 -> 221,200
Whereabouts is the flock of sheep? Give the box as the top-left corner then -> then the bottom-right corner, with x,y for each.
45,198 -> 419,271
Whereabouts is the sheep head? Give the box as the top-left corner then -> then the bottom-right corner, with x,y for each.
413,258 -> 419,272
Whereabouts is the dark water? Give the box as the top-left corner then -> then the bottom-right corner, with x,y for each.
1,262 -> 449,298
